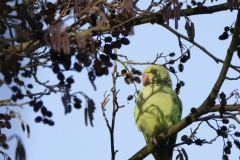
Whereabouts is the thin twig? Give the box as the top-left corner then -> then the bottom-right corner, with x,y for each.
189,121 -> 203,138
225,75 -> 240,80
110,48 -> 118,160
197,114 -> 240,124
101,91 -> 111,131
205,120 -> 217,131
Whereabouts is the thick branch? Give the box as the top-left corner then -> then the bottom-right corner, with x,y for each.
6,0 -> 240,54
77,1 -> 239,36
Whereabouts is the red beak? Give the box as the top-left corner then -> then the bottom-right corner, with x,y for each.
142,73 -> 149,85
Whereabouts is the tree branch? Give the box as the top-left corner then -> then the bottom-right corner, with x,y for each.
5,0 -> 240,55
101,91 -> 111,131
197,114 -> 240,124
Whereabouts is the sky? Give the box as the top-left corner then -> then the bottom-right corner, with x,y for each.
0,0 -> 240,160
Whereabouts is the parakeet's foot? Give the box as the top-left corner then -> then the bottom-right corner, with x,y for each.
150,137 -> 159,146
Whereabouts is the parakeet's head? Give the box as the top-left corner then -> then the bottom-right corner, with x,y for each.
142,65 -> 172,87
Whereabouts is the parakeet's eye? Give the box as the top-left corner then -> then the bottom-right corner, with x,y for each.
151,69 -> 157,74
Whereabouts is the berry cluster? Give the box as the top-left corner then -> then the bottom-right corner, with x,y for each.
177,50 -> 190,73
0,113 -> 13,150
164,52 -> 188,94
0,133 -> 8,150
219,26 -> 234,40
0,113 -> 12,130
181,134 -> 205,146
185,116 -> 192,125
72,96 -> 83,110
216,117 -> 240,159
190,107 -> 197,114
127,95 -> 133,101
108,9 -> 134,37
29,100 -> 54,126
216,127 -> 228,138
10,82 -> 34,101
121,68 -> 141,85
175,81 -> 185,95
219,92 -> 227,116
40,2 -> 57,25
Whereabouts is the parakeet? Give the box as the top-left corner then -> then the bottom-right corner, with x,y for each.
134,65 -> 182,160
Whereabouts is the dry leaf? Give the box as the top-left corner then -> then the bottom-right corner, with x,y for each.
166,7 -> 172,25
187,49 -> 191,59
83,99 -> 95,127
185,21 -> 191,40
120,0 -> 134,12
238,104 -> 240,114
61,86 -> 71,114
26,124 -> 30,138
190,22 -> 195,41
176,4 -> 180,20
182,148 -> 188,160
15,140 -> 26,160
21,122 -> 25,132
185,21 -> 195,41
97,11 -> 107,27
129,27 -> 134,36
61,95 -> 68,114
65,86 -> 71,103
179,152 -> 184,160
88,99 -> 95,127
76,36 -> 86,50
61,32 -> 70,54
90,80 -> 97,91
175,16 -> 178,29
84,108 -> 88,126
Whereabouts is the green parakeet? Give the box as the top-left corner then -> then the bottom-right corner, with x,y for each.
134,65 -> 182,160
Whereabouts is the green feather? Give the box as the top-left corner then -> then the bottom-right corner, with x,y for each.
134,65 -> 182,160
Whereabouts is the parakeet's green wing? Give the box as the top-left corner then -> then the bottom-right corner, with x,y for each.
134,65 -> 182,160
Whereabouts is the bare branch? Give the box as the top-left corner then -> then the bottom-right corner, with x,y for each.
225,75 -> 240,80
189,121 -> 203,138
162,24 -> 240,73
101,91 -> 111,131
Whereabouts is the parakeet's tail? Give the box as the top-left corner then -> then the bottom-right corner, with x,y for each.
153,147 -> 173,160
152,135 -> 177,160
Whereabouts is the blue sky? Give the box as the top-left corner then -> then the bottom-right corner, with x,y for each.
1,0 -> 240,160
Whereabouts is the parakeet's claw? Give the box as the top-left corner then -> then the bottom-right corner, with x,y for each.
150,137 -> 159,146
